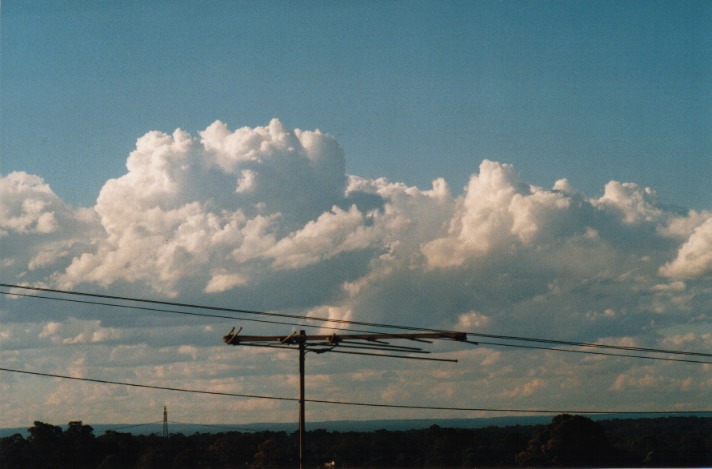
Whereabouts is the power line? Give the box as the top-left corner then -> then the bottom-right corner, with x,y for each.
101,420 -> 258,434
1,366 -> 709,416
5,290 -> 706,365
1,283 -> 316,326
0,366 -> 297,403
3,282 -> 710,455
168,421 -> 258,433
104,421 -> 164,432
474,340 -> 712,365
466,331 -> 712,359
244,333 -> 712,365
2,283 -> 710,364
0,290 -> 361,334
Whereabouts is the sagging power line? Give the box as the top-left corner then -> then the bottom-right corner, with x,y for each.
2,283 -> 711,365
6,283 -> 709,365
1,365 -> 710,416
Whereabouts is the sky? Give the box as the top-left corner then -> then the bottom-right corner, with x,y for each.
1,0 -> 711,429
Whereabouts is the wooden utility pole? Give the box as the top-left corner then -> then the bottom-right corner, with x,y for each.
223,328 -> 469,468
297,330 -> 306,468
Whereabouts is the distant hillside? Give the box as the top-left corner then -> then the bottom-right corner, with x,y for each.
1,412 -> 705,437
1,416 -> 552,438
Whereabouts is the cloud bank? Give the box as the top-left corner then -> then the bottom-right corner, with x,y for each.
1,119 -> 711,426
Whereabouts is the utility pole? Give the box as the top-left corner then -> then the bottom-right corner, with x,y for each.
223,328 -> 471,469
163,405 -> 168,438
297,331 -> 306,468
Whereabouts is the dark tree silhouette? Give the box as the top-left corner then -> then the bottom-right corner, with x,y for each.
1,416 -> 710,468
517,414 -> 612,467
0,433 -> 27,467
25,421 -> 65,468
64,421 -> 99,469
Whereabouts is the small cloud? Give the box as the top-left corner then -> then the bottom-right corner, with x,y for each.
594,181 -> 662,224
503,378 -> 545,398
455,311 -> 491,329
205,271 -> 248,293
660,217 -> 712,278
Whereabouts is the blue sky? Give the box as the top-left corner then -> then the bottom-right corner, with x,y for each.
1,1 -> 711,428
3,0 -> 710,208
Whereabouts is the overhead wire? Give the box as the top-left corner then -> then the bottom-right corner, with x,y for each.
0,366 -> 297,402
0,290 -> 371,335
103,421 -> 164,432
473,340 -> 712,365
466,331 -> 712,359
2,283 -> 710,364
104,421 -> 259,434
2,283 -> 710,421
167,421 -> 258,433
0,290 -> 702,365
1,365 -> 709,416
1,283 -> 330,327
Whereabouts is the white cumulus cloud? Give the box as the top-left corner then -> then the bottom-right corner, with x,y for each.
660,216 -> 712,278
2,119 -> 711,426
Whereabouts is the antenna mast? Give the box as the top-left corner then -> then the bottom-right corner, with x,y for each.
223,327 -> 471,468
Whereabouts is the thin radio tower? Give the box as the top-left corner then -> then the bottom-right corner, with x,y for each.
163,405 -> 168,437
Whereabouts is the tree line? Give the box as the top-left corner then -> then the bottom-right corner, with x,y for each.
0,414 -> 710,468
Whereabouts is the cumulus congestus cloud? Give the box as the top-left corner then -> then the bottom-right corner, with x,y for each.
58,119 -> 364,297
2,119 -> 712,425
0,171 -> 101,282
1,119 -> 710,329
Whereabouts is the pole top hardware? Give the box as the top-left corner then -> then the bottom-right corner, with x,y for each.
221,327 -> 472,469
223,328 -> 470,363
